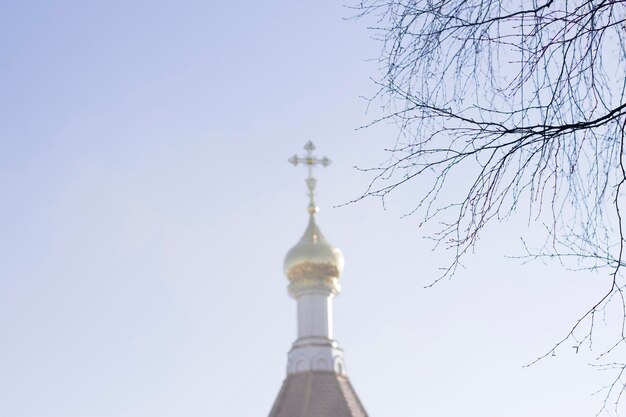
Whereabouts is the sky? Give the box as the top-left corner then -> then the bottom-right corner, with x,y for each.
0,1 -> 621,416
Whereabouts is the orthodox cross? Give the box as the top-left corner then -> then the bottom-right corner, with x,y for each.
288,141 -> 331,214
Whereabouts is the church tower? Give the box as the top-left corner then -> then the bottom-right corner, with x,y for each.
268,142 -> 368,417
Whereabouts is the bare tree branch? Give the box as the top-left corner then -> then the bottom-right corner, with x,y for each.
353,0 -> 626,412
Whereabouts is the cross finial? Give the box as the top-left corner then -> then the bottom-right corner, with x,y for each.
288,141 -> 331,214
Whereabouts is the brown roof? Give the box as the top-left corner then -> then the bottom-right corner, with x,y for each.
268,371 -> 368,417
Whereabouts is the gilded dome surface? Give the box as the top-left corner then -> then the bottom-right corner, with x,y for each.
284,214 -> 344,282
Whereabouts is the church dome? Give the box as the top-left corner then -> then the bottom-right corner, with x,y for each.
284,214 -> 344,285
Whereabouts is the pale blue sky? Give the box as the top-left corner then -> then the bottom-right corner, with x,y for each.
0,2 -> 616,416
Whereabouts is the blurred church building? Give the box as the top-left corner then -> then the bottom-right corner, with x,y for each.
267,142 -> 368,417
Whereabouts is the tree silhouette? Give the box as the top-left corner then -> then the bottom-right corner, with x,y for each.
355,0 -> 626,413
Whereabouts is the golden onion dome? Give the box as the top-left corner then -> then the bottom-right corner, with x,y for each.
284,213 -> 344,284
